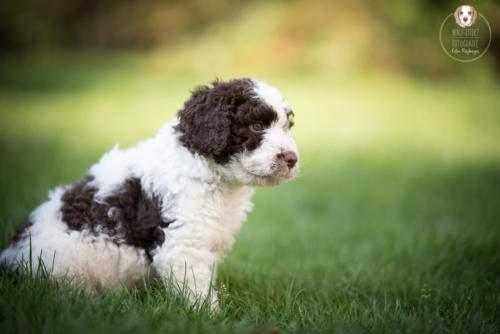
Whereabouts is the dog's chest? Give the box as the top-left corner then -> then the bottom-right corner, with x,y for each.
163,185 -> 254,253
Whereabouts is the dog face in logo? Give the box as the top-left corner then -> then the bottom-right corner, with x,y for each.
454,5 -> 477,28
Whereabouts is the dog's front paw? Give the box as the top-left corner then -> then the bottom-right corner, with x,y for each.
209,295 -> 220,313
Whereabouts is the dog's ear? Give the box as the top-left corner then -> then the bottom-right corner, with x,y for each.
176,79 -> 255,162
175,83 -> 232,160
471,6 -> 477,24
454,6 -> 461,24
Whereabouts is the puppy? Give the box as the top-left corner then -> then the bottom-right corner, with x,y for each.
454,5 -> 477,28
0,78 -> 299,307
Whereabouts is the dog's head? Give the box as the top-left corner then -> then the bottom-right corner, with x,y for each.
175,78 -> 298,186
454,5 -> 477,27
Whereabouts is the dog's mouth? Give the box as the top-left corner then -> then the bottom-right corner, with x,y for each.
245,172 -> 282,186
244,164 -> 298,185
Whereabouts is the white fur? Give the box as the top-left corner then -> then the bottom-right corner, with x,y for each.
237,80 -> 298,186
0,80 -> 298,308
455,5 -> 476,28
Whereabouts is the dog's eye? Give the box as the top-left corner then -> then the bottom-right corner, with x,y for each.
468,11 -> 471,15
460,11 -> 463,15
287,114 -> 295,129
249,123 -> 264,133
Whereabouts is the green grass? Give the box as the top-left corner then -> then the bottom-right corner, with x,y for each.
0,53 -> 499,333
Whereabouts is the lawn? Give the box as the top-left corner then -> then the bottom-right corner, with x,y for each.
0,53 -> 499,333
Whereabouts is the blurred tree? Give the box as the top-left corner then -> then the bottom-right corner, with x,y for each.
0,0 -> 498,75
0,0 -> 247,48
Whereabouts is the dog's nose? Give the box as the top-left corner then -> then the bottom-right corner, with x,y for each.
277,151 -> 298,168
463,17 -> 468,22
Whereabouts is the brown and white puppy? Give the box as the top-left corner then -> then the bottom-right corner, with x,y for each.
0,78 -> 299,309
454,5 -> 477,28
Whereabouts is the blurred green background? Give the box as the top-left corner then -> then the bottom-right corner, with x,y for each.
1,0 -> 499,333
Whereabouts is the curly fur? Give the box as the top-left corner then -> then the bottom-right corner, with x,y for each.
61,175 -> 168,261
176,78 -> 278,163
0,78 -> 299,308
8,217 -> 34,246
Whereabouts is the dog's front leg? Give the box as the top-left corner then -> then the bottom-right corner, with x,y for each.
152,246 -> 219,310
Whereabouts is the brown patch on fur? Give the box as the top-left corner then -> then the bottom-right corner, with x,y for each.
60,175 -> 169,261
9,216 -> 34,245
470,7 -> 477,25
175,78 -> 278,163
